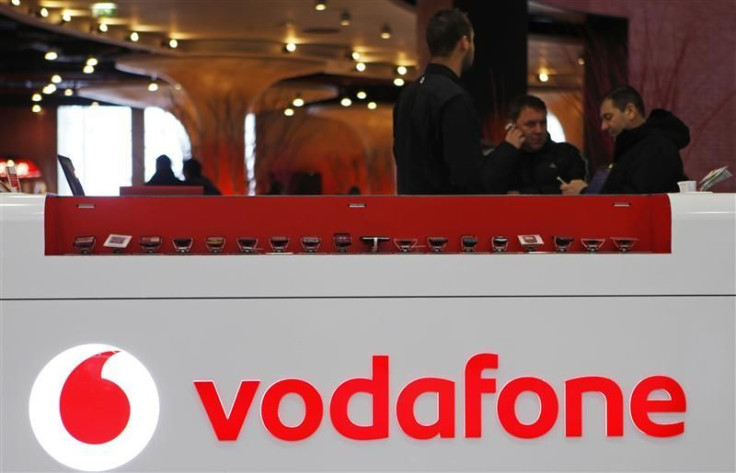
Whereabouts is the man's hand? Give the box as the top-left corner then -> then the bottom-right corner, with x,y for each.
560,179 -> 588,195
504,125 -> 525,150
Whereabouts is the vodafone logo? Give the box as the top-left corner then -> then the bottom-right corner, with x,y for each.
195,354 -> 687,442
29,344 -> 159,472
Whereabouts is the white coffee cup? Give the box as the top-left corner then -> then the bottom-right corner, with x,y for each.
678,180 -> 697,193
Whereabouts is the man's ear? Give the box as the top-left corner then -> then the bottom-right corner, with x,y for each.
625,103 -> 639,120
459,35 -> 470,52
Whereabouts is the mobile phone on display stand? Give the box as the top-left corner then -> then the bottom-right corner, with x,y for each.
6,162 -> 21,192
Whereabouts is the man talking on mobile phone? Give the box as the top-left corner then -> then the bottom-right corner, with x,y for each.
487,95 -> 588,194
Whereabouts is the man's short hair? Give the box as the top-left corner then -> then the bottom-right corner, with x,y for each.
426,9 -> 473,58
507,95 -> 547,121
156,154 -> 172,169
603,85 -> 646,116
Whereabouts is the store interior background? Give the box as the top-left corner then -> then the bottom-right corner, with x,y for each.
0,0 -> 733,195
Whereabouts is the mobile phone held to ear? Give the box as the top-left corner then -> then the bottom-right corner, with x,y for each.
504,122 -> 514,132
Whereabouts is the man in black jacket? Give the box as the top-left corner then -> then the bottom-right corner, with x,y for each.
487,95 -> 587,194
393,9 -> 501,194
562,86 -> 689,194
183,158 -> 221,195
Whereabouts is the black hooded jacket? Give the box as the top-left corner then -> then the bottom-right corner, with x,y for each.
601,109 -> 689,194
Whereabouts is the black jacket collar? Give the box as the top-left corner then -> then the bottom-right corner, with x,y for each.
423,63 -> 461,84
614,127 -> 642,160
520,134 -> 554,157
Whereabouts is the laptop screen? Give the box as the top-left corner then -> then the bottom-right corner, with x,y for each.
57,155 -> 85,196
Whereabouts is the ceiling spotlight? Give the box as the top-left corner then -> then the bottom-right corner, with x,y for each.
314,0 -> 326,11
538,72 -> 549,83
356,91 -> 367,100
83,65 -> 95,74
39,7 -> 49,18
292,95 -> 305,107
284,108 -> 295,117
61,11 -> 72,22
42,84 -> 57,95
148,80 -> 159,92
393,78 -> 405,87
355,62 -> 366,72
32,104 -> 42,113
129,31 -> 139,42
86,57 -> 99,67
32,93 -> 42,102
380,24 -> 392,40
284,42 -> 297,53
64,89 -> 74,97
396,65 -> 408,76
44,50 -> 58,61
340,97 -> 352,107
98,22 -> 108,33
367,101 -> 377,110
11,0 -> 21,6
340,11 -> 351,27
51,74 -> 62,84
168,38 -> 178,49
351,51 -> 361,61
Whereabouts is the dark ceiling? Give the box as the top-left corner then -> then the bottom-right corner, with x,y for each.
0,1 -> 586,109
0,12 -> 144,106
0,10 -> 403,108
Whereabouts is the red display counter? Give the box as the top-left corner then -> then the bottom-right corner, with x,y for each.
44,195 -> 672,255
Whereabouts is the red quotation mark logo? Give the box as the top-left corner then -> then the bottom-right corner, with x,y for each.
29,345 -> 159,472
60,351 -> 131,444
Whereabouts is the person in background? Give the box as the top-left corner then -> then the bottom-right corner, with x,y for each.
266,180 -> 284,195
183,158 -> 221,195
487,95 -> 587,194
561,85 -> 689,194
393,9 -> 503,194
146,154 -> 183,186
